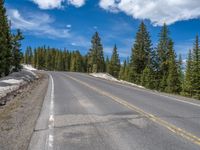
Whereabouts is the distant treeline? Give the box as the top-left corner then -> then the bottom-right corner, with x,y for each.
0,1 -> 23,77
23,22 -> 200,99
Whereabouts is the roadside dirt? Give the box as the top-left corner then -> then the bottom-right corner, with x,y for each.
0,72 -> 49,150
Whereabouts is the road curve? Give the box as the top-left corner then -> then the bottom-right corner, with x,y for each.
29,72 -> 200,150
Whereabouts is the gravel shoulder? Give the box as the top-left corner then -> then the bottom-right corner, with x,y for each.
0,72 -> 49,150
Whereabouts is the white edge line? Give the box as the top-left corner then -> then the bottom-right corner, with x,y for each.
46,74 -> 54,150
121,82 -> 200,108
151,92 -> 200,107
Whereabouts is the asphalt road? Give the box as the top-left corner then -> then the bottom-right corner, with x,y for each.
29,72 -> 200,150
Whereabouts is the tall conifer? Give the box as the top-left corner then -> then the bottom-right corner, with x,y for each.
156,23 -> 171,91
0,0 -> 12,76
88,32 -> 105,73
129,21 -> 153,84
165,40 -> 181,93
109,45 -> 120,78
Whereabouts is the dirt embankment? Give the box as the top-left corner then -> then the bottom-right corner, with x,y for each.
0,72 -> 49,150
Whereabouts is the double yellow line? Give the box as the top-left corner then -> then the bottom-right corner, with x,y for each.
65,74 -> 200,146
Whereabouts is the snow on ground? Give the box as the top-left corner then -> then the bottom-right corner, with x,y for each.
90,73 -> 118,82
22,64 -> 38,77
0,66 -> 38,101
1,79 -> 24,84
22,64 -> 37,71
118,80 -> 145,89
90,73 -> 145,89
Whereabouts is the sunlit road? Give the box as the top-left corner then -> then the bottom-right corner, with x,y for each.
29,72 -> 200,150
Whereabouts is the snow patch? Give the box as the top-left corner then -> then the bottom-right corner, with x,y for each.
0,69 -> 38,101
22,64 -> 38,78
0,79 -> 23,84
0,85 -> 20,98
119,80 -> 145,89
90,73 -> 145,89
90,73 -> 118,82
25,70 -> 38,78
22,64 -> 37,71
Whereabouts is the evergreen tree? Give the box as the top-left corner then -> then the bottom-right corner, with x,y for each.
70,51 -> 83,72
62,49 -> 69,71
75,51 -> 83,72
109,45 -> 120,78
0,0 -> 12,76
178,54 -> 184,89
105,56 -> 110,73
182,50 -> 193,97
37,47 -> 45,69
57,50 -> 63,71
119,59 -> 126,80
25,46 -> 33,64
45,47 -> 50,70
33,48 -> 37,68
82,54 -> 88,72
156,23 -> 171,91
141,54 -> 155,89
129,21 -> 153,84
165,40 -> 181,93
70,51 -> 76,72
191,35 -> 200,99
11,29 -> 24,71
88,32 -> 105,73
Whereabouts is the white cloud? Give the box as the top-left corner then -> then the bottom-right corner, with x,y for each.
7,9 -> 70,38
68,0 -> 86,8
99,0 -> 200,26
31,0 -> 85,9
67,24 -> 72,28
31,0 -> 64,9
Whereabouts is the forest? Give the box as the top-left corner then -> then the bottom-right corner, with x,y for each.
23,24 -> 200,99
0,0 -> 199,99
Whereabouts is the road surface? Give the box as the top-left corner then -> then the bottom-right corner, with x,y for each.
29,72 -> 200,150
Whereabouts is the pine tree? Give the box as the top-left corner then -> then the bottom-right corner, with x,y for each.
33,48 -> 37,68
129,21 -> 153,84
25,47 -> 33,64
156,23 -> 171,91
75,51 -> 83,72
11,29 -> 24,71
57,50 -> 63,71
0,0 -> 12,76
191,35 -> 200,99
119,59 -> 126,80
88,32 -> 105,73
37,47 -> 45,69
182,50 -> 193,97
165,40 -> 181,93
105,56 -> 110,73
45,47 -> 50,70
4,22 -> 12,75
62,49 -> 69,71
24,48 -> 28,64
178,54 -> 184,89
141,54 -> 155,89
109,45 -> 120,78
70,52 -> 76,72
82,54 -> 88,72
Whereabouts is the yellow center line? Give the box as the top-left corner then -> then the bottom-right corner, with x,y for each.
64,74 -> 200,146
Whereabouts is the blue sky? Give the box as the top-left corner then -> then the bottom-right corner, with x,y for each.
5,0 -> 200,61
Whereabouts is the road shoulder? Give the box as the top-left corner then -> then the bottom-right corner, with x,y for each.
0,72 -> 49,150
